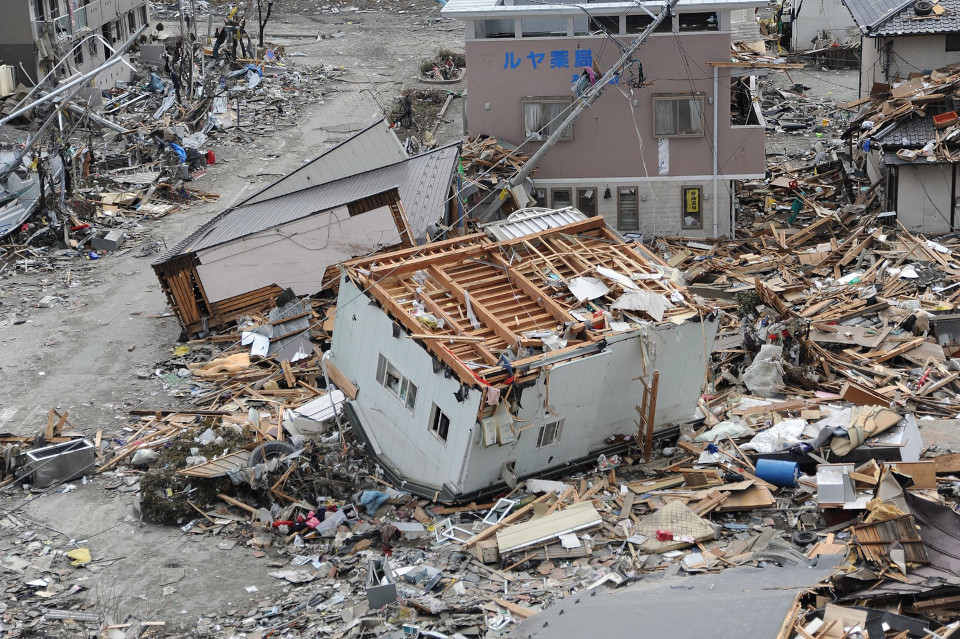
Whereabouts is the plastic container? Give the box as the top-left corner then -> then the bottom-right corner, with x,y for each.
755,458 -> 799,487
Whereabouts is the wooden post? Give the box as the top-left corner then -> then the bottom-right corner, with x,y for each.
643,371 -> 659,462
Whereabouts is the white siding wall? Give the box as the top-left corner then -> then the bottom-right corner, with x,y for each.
895,162 -> 956,234
791,0 -> 857,51
331,277 -> 482,493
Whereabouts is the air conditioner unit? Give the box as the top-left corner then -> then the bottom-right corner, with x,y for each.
0,65 -> 16,98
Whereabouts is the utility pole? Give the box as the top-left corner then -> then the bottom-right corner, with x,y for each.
478,0 -> 680,222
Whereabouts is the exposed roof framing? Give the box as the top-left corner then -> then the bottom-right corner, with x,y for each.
345,216 -> 704,389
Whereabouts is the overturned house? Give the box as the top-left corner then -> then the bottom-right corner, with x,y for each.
153,137 -> 461,334
327,210 -> 718,502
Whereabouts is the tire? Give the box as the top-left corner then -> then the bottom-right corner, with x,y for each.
914,0 -> 933,15
247,441 -> 296,467
792,530 -> 818,546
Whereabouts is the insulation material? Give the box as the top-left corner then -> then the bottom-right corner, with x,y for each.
610,290 -> 673,322
741,418 -> 808,453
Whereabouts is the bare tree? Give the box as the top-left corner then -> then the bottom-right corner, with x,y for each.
257,0 -> 275,48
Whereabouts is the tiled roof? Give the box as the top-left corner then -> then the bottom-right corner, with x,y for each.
874,113 -> 938,147
843,0 -> 960,35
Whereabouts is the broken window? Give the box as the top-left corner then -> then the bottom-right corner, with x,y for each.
653,94 -> 705,137
577,188 -> 597,216
626,14 -> 672,34
682,185 -> 703,230
376,353 -> 417,411
128,10 -> 136,32
678,12 -> 719,31
74,43 -> 83,66
947,34 -> 960,52
531,187 -> 547,206
552,188 -> 572,209
522,97 -> 573,141
536,419 -> 563,448
618,187 -> 638,230
140,5 -> 148,25
429,404 -> 450,442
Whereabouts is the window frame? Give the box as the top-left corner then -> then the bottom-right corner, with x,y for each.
617,186 -> 639,231
576,187 -> 597,216
530,187 -> 548,206
429,404 -> 451,442
521,96 -> 574,141
653,93 -> 706,138
376,353 -> 417,411
947,33 -> 960,52
536,419 -> 564,448
681,185 -> 704,230
551,188 -> 572,209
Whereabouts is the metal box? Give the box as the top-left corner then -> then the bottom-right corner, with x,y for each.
26,439 -> 95,487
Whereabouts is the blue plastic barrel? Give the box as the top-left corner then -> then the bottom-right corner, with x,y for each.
755,458 -> 799,487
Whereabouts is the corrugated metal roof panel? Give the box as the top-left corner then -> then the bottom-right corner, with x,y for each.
156,143 -> 460,263
482,207 -> 589,241
243,119 -> 408,206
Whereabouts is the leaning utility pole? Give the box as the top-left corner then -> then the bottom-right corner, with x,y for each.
478,0 -> 680,222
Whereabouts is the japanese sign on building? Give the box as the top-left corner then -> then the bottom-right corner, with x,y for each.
503,48 -> 619,85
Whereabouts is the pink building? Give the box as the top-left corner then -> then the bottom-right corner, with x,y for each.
441,0 -> 767,237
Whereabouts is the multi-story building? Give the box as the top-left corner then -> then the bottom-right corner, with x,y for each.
440,0 -> 767,237
0,0 -> 150,90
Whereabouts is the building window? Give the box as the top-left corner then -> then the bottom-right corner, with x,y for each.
522,97 -> 573,141
626,13 -> 672,34
590,15 -> 620,35
74,44 -> 83,66
376,353 -> 417,411
531,187 -> 547,206
617,187 -> 638,230
521,16 -> 567,37
577,188 -> 597,216
678,12 -> 719,31
429,404 -> 450,442
128,10 -> 136,32
140,5 -> 148,25
653,94 -> 705,137
552,188 -> 572,209
682,185 -> 703,230
536,419 -> 563,448
947,34 -> 960,51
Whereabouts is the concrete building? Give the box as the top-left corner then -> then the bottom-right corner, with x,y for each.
0,0 -> 150,91
781,0 -> 859,52
440,0 -> 767,238
329,210 -> 718,502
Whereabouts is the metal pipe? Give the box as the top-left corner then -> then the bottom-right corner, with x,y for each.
0,24 -> 147,127
712,66 -> 719,238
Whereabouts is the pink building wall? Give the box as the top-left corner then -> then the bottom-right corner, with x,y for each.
464,32 -> 764,180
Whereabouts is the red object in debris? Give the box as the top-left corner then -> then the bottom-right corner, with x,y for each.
70,224 -> 90,232
788,179 -> 799,191
655,530 -> 674,541
205,150 -> 216,164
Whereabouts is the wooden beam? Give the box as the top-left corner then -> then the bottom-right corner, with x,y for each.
429,264 -> 521,346
462,493 -> 553,549
487,252 -> 572,323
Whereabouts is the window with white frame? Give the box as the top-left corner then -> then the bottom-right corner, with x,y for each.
653,94 -> 705,137
536,419 -> 563,448
617,187 -> 638,230
429,404 -> 450,442
376,353 -> 417,411
522,97 -> 573,141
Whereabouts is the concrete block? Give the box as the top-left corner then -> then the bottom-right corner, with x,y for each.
91,230 -> 127,251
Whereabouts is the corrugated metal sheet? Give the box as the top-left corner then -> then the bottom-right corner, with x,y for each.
872,0 -> 960,35
244,119 -> 408,206
155,143 -> 460,263
842,0 -> 915,32
482,207 -> 588,241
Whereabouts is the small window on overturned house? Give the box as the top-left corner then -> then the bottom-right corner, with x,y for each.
140,5 -> 148,25
577,188 -> 597,216
128,10 -> 136,32
947,34 -> 960,52
429,404 -> 450,442
522,97 -> 573,141
531,187 -> 547,206
376,353 -> 417,410
678,12 -> 719,31
536,419 -> 563,448
654,94 -> 705,137
618,187 -> 638,230
552,188 -> 572,209
682,185 -> 703,230
626,13 -> 672,34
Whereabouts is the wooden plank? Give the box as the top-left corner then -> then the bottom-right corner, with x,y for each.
280,360 -> 296,387
217,493 -> 258,515
490,596 -> 537,619
429,264 -> 521,346
462,493 -> 553,549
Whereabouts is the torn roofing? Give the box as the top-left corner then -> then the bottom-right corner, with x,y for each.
154,142 -> 460,265
842,0 -> 952,34
874,113 -> 937,147
507,556 -> 844,639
